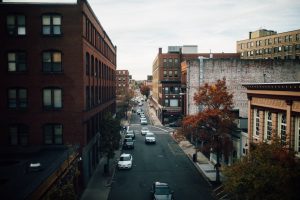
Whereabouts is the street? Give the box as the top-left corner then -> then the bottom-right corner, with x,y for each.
108,103 -> 213,200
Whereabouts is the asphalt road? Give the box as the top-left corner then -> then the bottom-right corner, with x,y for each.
108,103 -> 213,200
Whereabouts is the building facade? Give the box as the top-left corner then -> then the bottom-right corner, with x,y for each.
182,59 -> 300,118
237,29 -> 300,60
0,0 -> 116,197
151,46 -> 240,124
116,70 -> 129,95
243,82 -> 300,157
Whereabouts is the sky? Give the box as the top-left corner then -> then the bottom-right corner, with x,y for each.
4,0 -> 300,80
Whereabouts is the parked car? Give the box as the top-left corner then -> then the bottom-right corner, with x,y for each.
141,118 -> 148,125
145,132 -> 156,144
126,130 -> 135,139
150,182 -> 174,200
118,153 -> 133,169
141,127 -> 150,136
123,137 -> 134,149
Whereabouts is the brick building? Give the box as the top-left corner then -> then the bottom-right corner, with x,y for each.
182,59 -> 300,118
0,0 -> 116,198
237,28 -> 300,59
243,82 -> 300,156
116,70 -> 129,96
151,46 -> 240,124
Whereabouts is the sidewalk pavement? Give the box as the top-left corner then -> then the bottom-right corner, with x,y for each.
80,119 -> 128,200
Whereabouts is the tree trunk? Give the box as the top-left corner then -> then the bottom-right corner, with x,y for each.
216,150 -> 221,183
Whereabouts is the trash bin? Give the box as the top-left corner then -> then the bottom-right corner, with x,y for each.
193,153 -> 197,162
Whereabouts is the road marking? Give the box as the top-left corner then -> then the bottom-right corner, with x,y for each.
149,125 -> 169,132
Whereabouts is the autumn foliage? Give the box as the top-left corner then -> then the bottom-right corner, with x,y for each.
182,78 -> 235,156
140,84 -> 150,98
223,138 -> 300,200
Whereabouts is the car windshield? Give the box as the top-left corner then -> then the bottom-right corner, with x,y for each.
146,133 -> 154,136
125,138 -> 133,142
120,156 -> 131,161
127,130 -> 134,134
155,186 -> 170,195
142,127 -> 148,131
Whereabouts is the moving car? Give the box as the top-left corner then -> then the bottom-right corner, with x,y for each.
123,137 -> 134,149
118,153 -> 133,169
150,182 -> 174,200
140,118 -> 148,125
141,127 -> 150,136
145,132 -> 156,144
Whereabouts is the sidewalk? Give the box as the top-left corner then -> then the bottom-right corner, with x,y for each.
80,119 -> 128,200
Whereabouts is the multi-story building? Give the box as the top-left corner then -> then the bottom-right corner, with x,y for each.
181,59 -> 300,163
237,29 -> 300,60
116,70 -> 129,95
0,0 -> 116,198
243,82 -> 300,157
152,46 -> 240,124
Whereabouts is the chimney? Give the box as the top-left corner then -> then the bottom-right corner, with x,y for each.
249,31 -> 252,39
159,48 -> 162,54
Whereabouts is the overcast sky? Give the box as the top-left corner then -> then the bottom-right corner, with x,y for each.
4,0 -> 300,80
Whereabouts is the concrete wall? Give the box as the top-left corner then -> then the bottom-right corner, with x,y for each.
186,59 -> 300,118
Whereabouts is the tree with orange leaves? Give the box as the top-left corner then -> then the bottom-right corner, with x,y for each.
140,84 -> 150,98
182,77 -> 235,183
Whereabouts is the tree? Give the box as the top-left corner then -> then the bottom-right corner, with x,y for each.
100,113 -> 121,174
182,78 -> 235,183
223,137 -> 300,200
140,84 -> 150,98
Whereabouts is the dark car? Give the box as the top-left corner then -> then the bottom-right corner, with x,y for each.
151,182 -> 174,200
123,137 -> 134,149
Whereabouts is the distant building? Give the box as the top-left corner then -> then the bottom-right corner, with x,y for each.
237,28 -> 300,59
151,46 -> 240,124
146,75 -> 153,92
116,70 -> 130,95
243,82 -> 300,156
0,0 -> 116,198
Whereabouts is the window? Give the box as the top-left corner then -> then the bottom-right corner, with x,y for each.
295,117 -> 300,153
43,88 -> 62,109
163,71 -> 167,77
296,34 -> 300,41
254,109 -> 260,136
174,58 -> 179,66
164,87 -> 169,94
174,71 -> 178,77
8,88 -> 27,109
278,114 -> 286,145
265,111 -> 272,141
296,44 -> 300,50
9,124 -> 28,145
42,14 -> 62,35
44,124 -> 63,144
168,71 -> 173,77
43,51 -> 62,72
7,52 -> 26,72
7,15 -> 26,35
86,52 -> 90,75
164,99 -> 169,106
174,87 -> 179,94
170,99 -> 178,107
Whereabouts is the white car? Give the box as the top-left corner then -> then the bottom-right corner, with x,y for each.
118,153 -> 133,169
141,127 -> 150,136
145,132 -> 156,144
141,118 -> 148,125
